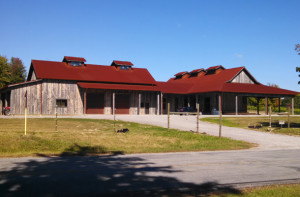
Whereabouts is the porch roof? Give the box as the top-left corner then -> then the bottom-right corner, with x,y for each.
77,82 -> 159,92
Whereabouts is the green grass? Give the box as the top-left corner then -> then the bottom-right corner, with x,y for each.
0,118 -> 253,157
224,184 -> 300,197
201,116 -> 300,136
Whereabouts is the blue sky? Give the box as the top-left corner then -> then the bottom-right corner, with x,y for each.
0,0 -> 299,91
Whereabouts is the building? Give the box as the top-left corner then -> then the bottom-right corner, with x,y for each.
0,56 -> 298,115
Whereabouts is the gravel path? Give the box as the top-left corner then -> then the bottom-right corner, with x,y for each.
2,114 -> 300,150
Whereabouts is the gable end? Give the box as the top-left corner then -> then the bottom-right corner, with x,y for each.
230,69 -> 259,84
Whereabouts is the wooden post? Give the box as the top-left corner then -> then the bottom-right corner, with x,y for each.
257,97 -> 260,115
196,103 -> 199,133
288,106 -> 290,128
84,88 -> 87,114
269,106 -> 272,127
219,94 -> 222,138
161,93 -> 163,115
167,102 -> 170,131
235,95 -> 238,115
40,83 -> 42,115
278,97 -> 281,113
138,93 -> 141,115
157,93 -> 160,115
265,97 -> 268,115
292,98 -> 294,115
112,92 -> 115,115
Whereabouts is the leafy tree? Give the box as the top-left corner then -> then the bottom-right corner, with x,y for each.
9,57 -> 26,84
0,56 -> 11,88
0,55 -> 27,88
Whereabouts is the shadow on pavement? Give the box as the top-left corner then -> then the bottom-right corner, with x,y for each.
0,144 -> 242,197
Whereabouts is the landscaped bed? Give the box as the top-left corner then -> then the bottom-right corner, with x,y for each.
0,118 -> 253,157
201,116 -> 300,136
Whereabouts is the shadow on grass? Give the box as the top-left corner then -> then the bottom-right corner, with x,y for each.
259,122 -> 300,128
0,144 -> 242,197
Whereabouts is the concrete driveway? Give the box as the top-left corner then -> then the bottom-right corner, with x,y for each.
1,115 -> 300,196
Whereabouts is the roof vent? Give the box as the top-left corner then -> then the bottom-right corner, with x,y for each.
206,65 -> 225,75
63,56 -> 86,63
189,68 -> 205,77
111,60 -> 134,70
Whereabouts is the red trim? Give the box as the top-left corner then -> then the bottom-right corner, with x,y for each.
78,82 -> 159,92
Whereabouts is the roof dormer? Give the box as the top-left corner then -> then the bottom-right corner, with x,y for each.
189,68 -> 205,77
63,56 -> 86,67
205,65 -> 225,75
174,71 -> 188,79
111,60 -> 134,70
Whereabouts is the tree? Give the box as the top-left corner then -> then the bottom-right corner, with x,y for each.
0,56 -> 11,88
0,55 -> 27,88
296,44 -> 300,84
9,57 -> 26,84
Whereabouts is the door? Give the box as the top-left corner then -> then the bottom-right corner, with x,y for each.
115,94 -> 130,114
86,92 -> 104,114
204,97 -> 211,114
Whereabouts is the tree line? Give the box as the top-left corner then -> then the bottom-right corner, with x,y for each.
0,55 -> 27,88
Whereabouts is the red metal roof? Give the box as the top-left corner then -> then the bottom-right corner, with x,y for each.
78,82 -> 159,91
206,65 -> 225,70
112,60 -> 134,66
190,68 -> 204,73
30,60 -> 156,85
159,67 -> 299,95
63,56 -> 86,62
174,71 -> 188,76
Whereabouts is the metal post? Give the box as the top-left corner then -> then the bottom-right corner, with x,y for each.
24,90 -> 27,136
196,103 -> 199,133
219,94 -> 222,138
167,102 -> 170,131
157,93 -> 160,115
235,95 -> 238,115
55,105 -> 58,131
292,98 -> 294,115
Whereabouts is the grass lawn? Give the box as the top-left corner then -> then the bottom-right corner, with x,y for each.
223,184 -> 300,197
201,116 -> 300,136
0,118 -> 253,157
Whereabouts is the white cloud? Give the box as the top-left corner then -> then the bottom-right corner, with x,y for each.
235,53 -> 244,59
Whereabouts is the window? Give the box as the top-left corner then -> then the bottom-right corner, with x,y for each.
56,99 -> 68,107
120,65 -> 130,70
70,61 -> 82,67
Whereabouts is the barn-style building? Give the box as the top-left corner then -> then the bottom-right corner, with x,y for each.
0,56 -> 298,115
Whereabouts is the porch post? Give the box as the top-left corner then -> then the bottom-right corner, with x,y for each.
235,95 -> 238,115
196,95 -> 198,109
257,97 -> 260,115
156,93 -> 159,115
112,92 -> 115,115
265,97 -> 268,115
292,97 -> 294,115
161,92 -> 163,115
278,97 -> 281,113
138,93 -> 141,115
219,93 -> 222,115
84,88 -> 87,114
188,96 -> 190,107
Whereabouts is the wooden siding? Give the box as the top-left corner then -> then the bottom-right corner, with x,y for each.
231,70 -> 254,84
10,82 -> 41,115
10,80 -> 84,115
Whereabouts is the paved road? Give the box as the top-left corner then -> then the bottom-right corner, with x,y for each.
1,149 -> 300,196
1,115 -> 300,196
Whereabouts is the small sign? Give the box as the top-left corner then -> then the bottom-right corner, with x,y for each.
279,120 -> 285,125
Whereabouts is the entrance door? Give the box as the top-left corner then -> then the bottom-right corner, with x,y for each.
204,97 -> 211,114
115,94 -> 130,114
86,92 -> 104,114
